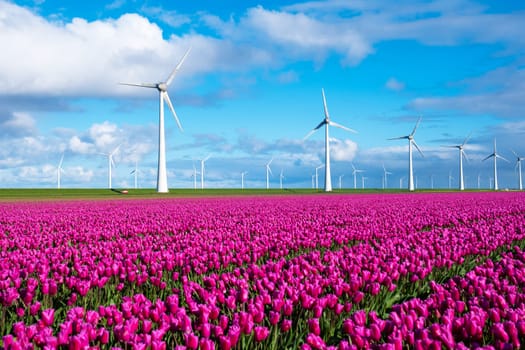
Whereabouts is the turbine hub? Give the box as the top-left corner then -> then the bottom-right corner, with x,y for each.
158,83 -> 168,92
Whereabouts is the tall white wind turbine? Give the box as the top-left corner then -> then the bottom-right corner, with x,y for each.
482,139 -> 508,191
351,163 -> 364,189
443,133 -> 471,191
388,117 -> 423,191
266,158 -> 273,189
200,154 -> 211,190
511,150 -> 524,190
382,163 -> 392,189
57,153 -> 64,189
120,47 -> 191,193
304,88 -> 357,192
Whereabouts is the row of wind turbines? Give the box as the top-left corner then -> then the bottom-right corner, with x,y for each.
55,47 -> 524,192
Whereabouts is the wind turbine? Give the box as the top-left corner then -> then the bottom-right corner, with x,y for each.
241,171 -> 248,190
382,163 -> 392,189
388,117 -> 423,191
477,173 -> 481,189
200,155 -> 211,190
315,164 -> 325,190
191,162 -> 200,190
448,171 -> 454,189
443,133 -> 471,191
130,160 -> 139,189
279,170 -> 285,190
351,163 -> 364,189
482,139 -> 508,191
311,175 -> 315,189
361,176 -> 367,189
266,158 -> 273,189
57,153 -> 64,189
120,47 -> 191,193
101,144 -> 120,189
304,88 -> 357,192
338,174 -> 344,190
511,150 -> 524,190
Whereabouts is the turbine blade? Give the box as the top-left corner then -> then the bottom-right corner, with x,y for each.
304,120 -> 326,140
330,121 -> 357,133
412,140 -> 424,157
268,158 -> 273,166
111,144 -> 121,156
119,82 -> 157,88
497,154 -> 510,162
204,154 -> 212,162
162,92 -> 184,131
166,47 -> 192,86
410,116 -> 422,136
462,132 -> 472,146
130,169 -> 136,175
111,157 -> 116,169
321,88 -> 330,120
511,149 -> 519,158
462,149 -> 470,162
388,135 -> 409,140
267,166 -> 273,176
482,154 -> 494,162
58,153 -> 64,168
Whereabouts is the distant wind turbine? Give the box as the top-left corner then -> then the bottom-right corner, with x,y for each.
361,176 -> 367,189
448,171 -> 454,189
382,163 -> 392,189
315,164 -> 325,190
338,174 -> 344,190
304,88 -> 357,192
120,47 -> 191,193
388,117 -> 423,191
443,133 -> 471,191
101,144 -> 120,189
130,160 -> 139,189
241,171 -> 248,190
311,174 -> 315,189
477,173 -> 481,189
191,162 -> 200,190
266,158 -> 273,189
482,139 -> 508,191
279,170 -> 285,189
511,150 -> 524,190
57,153 -> 64,189
200,155 -> 211,190
351,163 -> 364,189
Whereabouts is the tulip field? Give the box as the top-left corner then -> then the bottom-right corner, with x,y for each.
1,192 -> 525,349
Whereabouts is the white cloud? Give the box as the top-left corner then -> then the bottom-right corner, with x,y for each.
0,112 -> 37,136
385,77 -> 405,91
88,121 -> 119,150
330,138 -> 358,161
69,135 -> 93,154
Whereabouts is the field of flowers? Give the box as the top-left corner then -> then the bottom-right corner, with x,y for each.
1,192 -> 525,349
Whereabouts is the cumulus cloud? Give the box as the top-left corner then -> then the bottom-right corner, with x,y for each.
69,135 -> 93,154
0,112 -> 37,137
330,138 -> 358,161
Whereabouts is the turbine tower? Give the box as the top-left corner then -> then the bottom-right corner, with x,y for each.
279,170 -> 284,189
443,133 -> 471,191
191,162 -> 200,190
57,153 -> 64,189
120,47 -> 191,193
388,117 -> 423,191
200,155 -> 211,190
338,174 -> 344,190
351,163 -> 364,189
511,150 -> 524,190
482,139 -> 508,191
304,88 -> 357,192
382,163 -> 392,189
266,158 -> 273,189
361,176 -> 367,189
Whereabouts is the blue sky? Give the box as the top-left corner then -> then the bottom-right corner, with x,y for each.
1,0 -> 525,190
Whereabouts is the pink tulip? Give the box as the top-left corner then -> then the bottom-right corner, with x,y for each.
306,333 -> 326,349
254,326 -> 269,342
